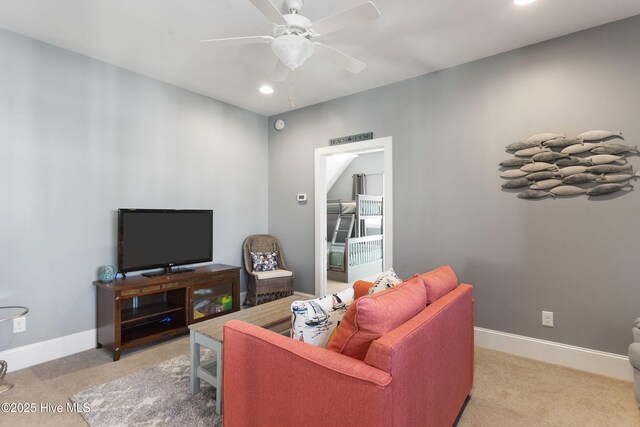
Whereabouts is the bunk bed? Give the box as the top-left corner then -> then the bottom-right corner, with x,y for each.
327,194 -> 384,283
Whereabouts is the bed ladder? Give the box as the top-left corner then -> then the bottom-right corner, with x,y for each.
331,214 -> 355,245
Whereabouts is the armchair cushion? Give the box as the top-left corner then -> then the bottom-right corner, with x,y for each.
418,265 -> 458,304
327,279 -> 427,360
253,269 -> 293,279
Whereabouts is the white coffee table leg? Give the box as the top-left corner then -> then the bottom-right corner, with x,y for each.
190,330 -> 201,395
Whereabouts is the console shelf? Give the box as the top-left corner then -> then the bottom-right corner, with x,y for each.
95,264 -> 240,361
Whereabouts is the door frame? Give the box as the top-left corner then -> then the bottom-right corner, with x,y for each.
314,136 -> 393,297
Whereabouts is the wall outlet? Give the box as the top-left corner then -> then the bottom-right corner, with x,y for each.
13,316 -> 26,333
542,311 -> 554,327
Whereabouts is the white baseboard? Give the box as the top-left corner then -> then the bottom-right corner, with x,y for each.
0,329 -> 97,373
475,327 -> 633,381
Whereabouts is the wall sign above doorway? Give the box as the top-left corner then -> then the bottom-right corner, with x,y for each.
330,132 -> 374,146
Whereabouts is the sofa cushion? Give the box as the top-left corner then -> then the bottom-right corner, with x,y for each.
327,279 -> 427,360
419,265 -> 458,304
367,268 -> 403,295
291,287 -> 354,348
250,251 -> 279,272
353,280 -> 373,300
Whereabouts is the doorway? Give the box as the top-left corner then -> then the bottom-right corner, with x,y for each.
314,137 -> 393,297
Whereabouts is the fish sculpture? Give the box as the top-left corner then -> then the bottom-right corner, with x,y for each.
500,158 -> 534,168
526,133 -> 564,143
501,178 -> 531,189
526,171 -> 562,181
521,162 -> 558,173
562,173 -> 599,184
530,179 -> 563,190
501,169 -> 529,178
555,156 -> 592,167
531,152 -> 570,163
591,144 -> 638,155
595,173 -> 639,183
561,142 -> 602,155
543,138 -> 580,147
585,154 -> 626,165
515,147 -> 551,157
559,166 -> 588,177
577,130 -> 623,141
586,164 -> 632,174
506,141 -> 541,151
517,190 -> 554,200
550,186 -> 587,196
587,183 -> 633,196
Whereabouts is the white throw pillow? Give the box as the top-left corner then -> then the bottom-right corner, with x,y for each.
291,288 -> 354,348
367,268 -> 403,295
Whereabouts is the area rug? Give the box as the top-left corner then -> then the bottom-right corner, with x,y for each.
70,353 -> 221,427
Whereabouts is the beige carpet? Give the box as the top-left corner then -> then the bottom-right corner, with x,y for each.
1,337 -> 638,426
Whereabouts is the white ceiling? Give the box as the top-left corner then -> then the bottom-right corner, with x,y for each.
1,0 -> 639,116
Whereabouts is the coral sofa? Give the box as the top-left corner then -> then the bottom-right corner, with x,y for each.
222,268 -> 474,427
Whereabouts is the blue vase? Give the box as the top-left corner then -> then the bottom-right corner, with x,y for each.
98,265 -> 115,283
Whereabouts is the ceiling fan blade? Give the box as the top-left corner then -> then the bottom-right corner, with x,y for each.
271,59 -> 290,82
311,1 -> 381,36
314,42 -> 367,74
200,35 -> 274,46
248,0 -> 288,25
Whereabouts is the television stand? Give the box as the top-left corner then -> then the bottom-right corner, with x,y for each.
142,266 -> 195,278
95,264 -> 240,361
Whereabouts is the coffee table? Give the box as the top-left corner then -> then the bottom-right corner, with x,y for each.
189,295 -> 299,414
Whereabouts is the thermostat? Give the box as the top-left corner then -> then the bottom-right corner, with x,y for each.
274,119 -> 285,131
297,194 -> 307,202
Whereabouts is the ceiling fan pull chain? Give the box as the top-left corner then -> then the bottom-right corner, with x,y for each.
289,71 -> 295,109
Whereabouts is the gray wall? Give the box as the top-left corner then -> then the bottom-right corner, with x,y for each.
0,29 -> 268,350
268,15 -> 640,355
327,151 -> 384,200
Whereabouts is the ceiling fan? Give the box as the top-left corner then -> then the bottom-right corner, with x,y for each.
200,0 -> 381,81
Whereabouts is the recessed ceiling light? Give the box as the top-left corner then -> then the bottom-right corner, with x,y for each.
259,85 -> 273,95
514,0 -> 536,5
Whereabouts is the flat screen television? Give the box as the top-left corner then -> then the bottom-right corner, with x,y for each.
118,209 -> 213,277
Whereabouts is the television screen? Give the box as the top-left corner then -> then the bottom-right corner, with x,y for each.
118,209 -> 213,274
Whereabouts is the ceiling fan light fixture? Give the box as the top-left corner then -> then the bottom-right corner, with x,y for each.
259,85 -> 274,94
271,35 -> 315,70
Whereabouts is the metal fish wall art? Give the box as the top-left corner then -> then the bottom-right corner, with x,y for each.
576,130 -> 623,141
499,158 -> 534,168
556,156 -> 592,166
501,169 -> 529,178
501,129 -> 637,200
585,154 -> 626,165
543,138 -> 580,147
515,147 -> 551,157
521,162 -> 558,173
561,142 -> 602,155
532,152 -> 570,163
529,179 -> 563,190
527,133 -> 564,143
506,141 -> 541,151
591,144 -> 638,155
526,171 -> 562,181
550,186 -> 587,196
562,173 -> 599,185
501,178 -> 532,189
559,166 -> 588,177
586,183 -> 633,196
517,190 -> 554,199
586,164 -> 633,174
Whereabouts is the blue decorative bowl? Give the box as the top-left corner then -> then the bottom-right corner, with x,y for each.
98,265 -> 115,283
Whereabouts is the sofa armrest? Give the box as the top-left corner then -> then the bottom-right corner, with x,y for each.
223,319 -> 392,427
